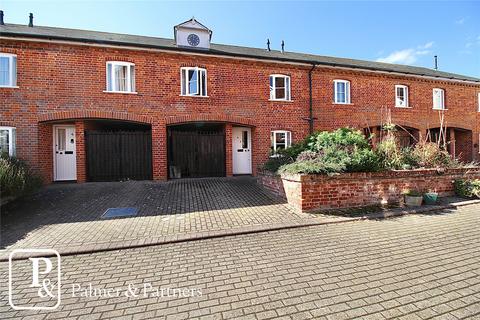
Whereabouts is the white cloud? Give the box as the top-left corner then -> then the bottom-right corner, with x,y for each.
376,42 -> 434,65
455,17 -> 466,24
419,41 -> 434,49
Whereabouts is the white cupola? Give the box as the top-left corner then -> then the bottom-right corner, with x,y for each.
174,17 -> 212,49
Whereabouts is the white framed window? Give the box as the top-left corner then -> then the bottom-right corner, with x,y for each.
181,67 -> 207,96
0,53 -> 17,87
395,85 -> 409,107
334,80 -> 351,104
105,61 -> 136,93
0,126 -> 16,156
477,92 -> 480,112
269,74 -> 291,101
433,88 -> 445,110
271,130 -> 292,152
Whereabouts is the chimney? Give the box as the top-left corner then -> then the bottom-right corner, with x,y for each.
28,13 -> 33,27
281,40 -> 285,53
267,39 -> 271,51
0,11 -> 4,25
434,55 -> 438,70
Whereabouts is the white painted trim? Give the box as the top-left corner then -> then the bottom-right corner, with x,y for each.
180,67 -> 207,96
395,84 -> 409,108
105,61 -> 135,93
5,36 -> 479,86
432,88 -> 445,110
333,79 -> 351,104
0,126 -> 16,156
0,53 -> 17,87
478,92 -> 480,112
269,74 -> 291,101
53,125 -> 77,181
271,130 -> 292,152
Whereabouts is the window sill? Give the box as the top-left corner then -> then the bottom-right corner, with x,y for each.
179,94 -> 209,98
333,102 -> 353,105
395,106 -> 412,109
0,85 -> 19,89
433,108 -> 447,111
103,90 -> 138,95
269,99 -> 293,102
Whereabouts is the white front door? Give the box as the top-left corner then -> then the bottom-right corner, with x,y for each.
232,127 -> 252,175
54,125 -> 77,181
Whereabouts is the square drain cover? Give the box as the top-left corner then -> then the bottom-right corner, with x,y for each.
102,207 -> 138,218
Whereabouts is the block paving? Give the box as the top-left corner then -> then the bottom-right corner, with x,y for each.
1,204 -> 479,319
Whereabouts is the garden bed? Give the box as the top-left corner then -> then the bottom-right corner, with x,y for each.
258,168 -> 480,212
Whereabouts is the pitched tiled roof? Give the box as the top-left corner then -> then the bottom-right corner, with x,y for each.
1,23 -> 479,83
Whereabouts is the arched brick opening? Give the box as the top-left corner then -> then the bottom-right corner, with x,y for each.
165,115 -> 256,179
165,114 -> 255,127
426,127 -> 473,162
38,110 -> 153,125
364,124 -> 421,148
38,111 -> 156,183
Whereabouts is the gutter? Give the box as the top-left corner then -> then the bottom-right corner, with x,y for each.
1,31 -> 480,85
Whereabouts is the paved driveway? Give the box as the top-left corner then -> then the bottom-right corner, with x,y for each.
1,204 -> 479,319
1,177 -> 324,255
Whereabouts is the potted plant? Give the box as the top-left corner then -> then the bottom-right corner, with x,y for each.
404,190 -> 423,206
423,189 -> 438,205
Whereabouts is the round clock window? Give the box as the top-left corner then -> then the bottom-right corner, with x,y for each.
187,34 -> 200,47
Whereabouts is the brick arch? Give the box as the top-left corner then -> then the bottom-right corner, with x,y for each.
362,120 -> 423,132
165,114 -> 255,127
38,110 -> 153,124
426,123 -> 474,131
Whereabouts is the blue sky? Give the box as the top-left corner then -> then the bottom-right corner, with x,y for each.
2,1 -> 479,77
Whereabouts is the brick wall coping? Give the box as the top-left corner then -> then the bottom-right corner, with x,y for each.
259,167 -> 480,183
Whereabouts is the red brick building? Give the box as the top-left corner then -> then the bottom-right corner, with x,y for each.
1,17 -> 479,183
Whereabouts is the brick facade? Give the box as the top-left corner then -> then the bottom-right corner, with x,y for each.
258,168 -> 480,211
1,37 -> 479,183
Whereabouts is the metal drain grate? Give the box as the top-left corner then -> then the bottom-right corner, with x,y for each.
102,207 -> 138,218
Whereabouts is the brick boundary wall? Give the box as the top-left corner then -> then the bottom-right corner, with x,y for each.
258,168 -> 480,212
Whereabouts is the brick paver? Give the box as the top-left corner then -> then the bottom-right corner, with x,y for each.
1,178 -> 327,255
1,204 -> 479,319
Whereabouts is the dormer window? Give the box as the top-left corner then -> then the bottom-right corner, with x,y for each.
105,61 -> 136,93
174,18 -> 212,49
0,53 -> 17,87
181,67 -> 207,96
269,75 -> 291,101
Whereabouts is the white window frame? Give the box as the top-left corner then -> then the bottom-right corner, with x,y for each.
395,85 -> 409,108
271,130 -> 292,152
105,61 -> 136,93
0,126 -> 16,156
433,88 -> 445,110
180,67 -> 208,97
333,80 -> 351,104
0,53 -> 17,88
477,92 -> 480,112
269,74 -> 291,101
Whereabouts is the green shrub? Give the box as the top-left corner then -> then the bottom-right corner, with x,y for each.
348,148 -> 382,172
0,154 -> 43,200
307,127 -> 370,152
279,158 -> 346,175
454,179 -> 480,198
376,136 -> 404,170
411,142 -> 459,169
262,136 -> 312,172
279,128 -> 381,174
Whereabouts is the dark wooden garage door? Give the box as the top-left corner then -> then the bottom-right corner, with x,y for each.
86,131 -> 152,181
168,128 -> 226,178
